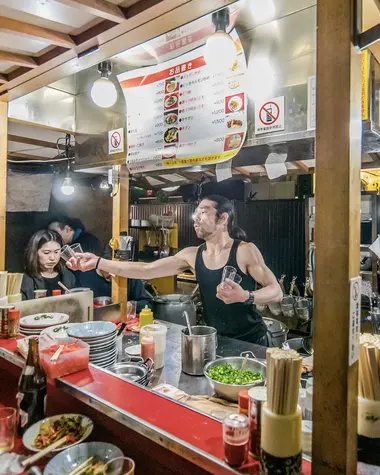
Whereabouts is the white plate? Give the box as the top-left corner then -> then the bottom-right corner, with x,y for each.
125,344 -> 141,356
80,332 -> 117,344
90,342 -> 116,355
85,335 -> 117,347
90,350 -> 117,363
20,313 -> 69,329
67,321 -> 116,339
92,357 -> 117,368
22,414 -> 93,453
228,95 -> 243,112
40,323 -> 78,339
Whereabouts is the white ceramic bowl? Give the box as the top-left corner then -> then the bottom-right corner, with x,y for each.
67,321 -> 116,339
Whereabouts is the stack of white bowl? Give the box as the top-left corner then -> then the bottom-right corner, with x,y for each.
67,321 -> 117,368
19,313 -> 70,337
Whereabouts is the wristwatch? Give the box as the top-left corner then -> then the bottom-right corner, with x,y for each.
245,291 -> 255,305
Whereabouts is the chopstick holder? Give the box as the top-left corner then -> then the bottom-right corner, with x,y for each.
21,436 -> 68,467
261,403 -> 302,474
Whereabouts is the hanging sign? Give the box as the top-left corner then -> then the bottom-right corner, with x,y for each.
108,128 -> 124,155
307,76 -> 316,130
255,96 -> 285,135
349,276 -> 361,366
117,30 -> 247,173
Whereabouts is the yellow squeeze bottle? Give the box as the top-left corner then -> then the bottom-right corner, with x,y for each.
139,305 -> 154,342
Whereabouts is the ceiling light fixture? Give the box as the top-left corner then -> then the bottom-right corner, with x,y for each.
162,186 -> 180,192
91,61 -> 118,108
204,9 -> 237,72
61,160 -> 75,196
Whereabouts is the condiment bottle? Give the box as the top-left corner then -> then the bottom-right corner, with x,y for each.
7,308 -> 20,338
248,386 -> 267,459
223,413 -> 249,467
139,305 -> 154,341
140,324 -> 167,369
238,390 -> 249,416
52,289 -> 62,296
0,305 -> 14,338
141,334 -> 155,363
17,338 -> 47,436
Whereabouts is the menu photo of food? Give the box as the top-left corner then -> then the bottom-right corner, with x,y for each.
224,132 -> 244,151
164,127 -> 179,144
162,144 -> 177,159
225,93 -> 245,114
164,93 -> 179,110
227,118 -> 244,129
164,109 -> 178,126
165,77 -> 179,94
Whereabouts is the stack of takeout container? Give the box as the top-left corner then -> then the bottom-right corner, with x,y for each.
19,313 -> 70,337
67,321 -> 117,368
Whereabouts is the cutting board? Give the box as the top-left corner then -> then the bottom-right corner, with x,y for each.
13,291 -> 93,323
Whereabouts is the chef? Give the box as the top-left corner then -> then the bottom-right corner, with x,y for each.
67,195 -> 283,345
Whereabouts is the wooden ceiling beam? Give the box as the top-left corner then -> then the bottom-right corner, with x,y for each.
8,134 -> 65,150
8,152 -> 57,161
56,0 -> 126,23
0,17 -> 75,48
294,160 -> 310,173
0,50 -> 37,68
233,167 -> 251,177
0,73 -> 7,84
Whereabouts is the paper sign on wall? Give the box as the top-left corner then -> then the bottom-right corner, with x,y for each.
349,276 -> 361,366
108,128 -> 124,155
255,96 -> 285,135
307,76 -> 316,130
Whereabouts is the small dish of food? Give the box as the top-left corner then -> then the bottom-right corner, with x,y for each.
227,119 -> 243,129
164,94 -> 178,109
23,414 -> 93,453
228,95 -> 243,113
225,133 -> 243,150
164,127 -> 179,144
162,146 -> 177,159
165,112 -> 178,125
43,441 -> 123,475
165,80 -> 177,94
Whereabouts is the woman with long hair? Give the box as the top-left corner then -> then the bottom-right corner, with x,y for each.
21,230 -> 75,300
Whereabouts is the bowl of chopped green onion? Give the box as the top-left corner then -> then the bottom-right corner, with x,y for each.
204,357 -> 266,401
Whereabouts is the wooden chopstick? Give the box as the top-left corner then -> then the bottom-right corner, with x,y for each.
21,436 -> 68,467
68,456 -> 94,475
58,281 -> 71,294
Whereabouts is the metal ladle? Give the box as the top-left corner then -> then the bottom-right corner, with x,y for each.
183,311 -> 192,335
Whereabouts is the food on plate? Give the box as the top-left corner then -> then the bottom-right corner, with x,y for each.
34,415 -> 88,449
165,113 -> 178,125
227,119 -> 243,129
166,81 -> 177,93
164,127 -> 179,144
228,79 -> 240,90
164,94 -> 178,108
53,325 -> 69,333
228,96 -> 243,112
80,461 -> 105,475
226,134 -> 243,150
208,364 -> 262,385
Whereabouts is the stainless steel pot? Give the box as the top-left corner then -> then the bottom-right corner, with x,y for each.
181,326 -> 217,375
106,359 -> 153,386
263,317 -> 289,346
152,294 -> 197,325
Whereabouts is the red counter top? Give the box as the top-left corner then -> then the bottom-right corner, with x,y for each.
0,338 -> 311,474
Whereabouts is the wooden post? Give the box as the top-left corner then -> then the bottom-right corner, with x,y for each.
0,102 -> 7,271
313,1 -> 361,474
112,165 -> 129,320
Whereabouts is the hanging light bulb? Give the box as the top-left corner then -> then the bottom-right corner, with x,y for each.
204,9 -> 237,72
91,61 -> 117,108
61,161 -> 75,196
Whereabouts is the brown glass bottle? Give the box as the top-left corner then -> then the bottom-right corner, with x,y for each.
17,338 -> 47,436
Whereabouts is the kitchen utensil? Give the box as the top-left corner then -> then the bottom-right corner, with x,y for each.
262,317 -> 289,346
104,456 -> 135,475
267,301 -> 282,317
151,294 -> 196,325
283,337 -> 313,355
204,357 -> 266,402
181,326 -> 217,376
21,436 -> 68,468
183,311 -> 192,336
106,359 -> 153,385
281,295 -> 295,317
294,298 -> 310,323
68,457 -> 93,475
43,442 -> 123,475
117,322 -> 127,336
22,414 -> 93,453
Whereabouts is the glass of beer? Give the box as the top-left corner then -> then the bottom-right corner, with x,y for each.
0,407 -> 16,454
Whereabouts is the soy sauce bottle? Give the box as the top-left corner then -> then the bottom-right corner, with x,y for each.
17,338 -> 47,436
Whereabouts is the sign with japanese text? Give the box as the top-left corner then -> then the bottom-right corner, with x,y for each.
108,128 -> 124,155
117,30 -> 247,173
349,276 -> 361,366
255,96 -> 285,135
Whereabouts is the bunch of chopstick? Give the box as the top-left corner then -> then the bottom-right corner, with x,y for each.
359,333 -> 380,400
266,348 -> 303,415
68,456 -> 96,475
6,273 -> 23,296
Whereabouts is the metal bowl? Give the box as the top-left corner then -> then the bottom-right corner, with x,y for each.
204,357 -> 266,402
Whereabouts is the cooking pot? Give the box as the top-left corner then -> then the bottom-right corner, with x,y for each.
263,317 -> 289,346
181,326 -> 217,375
151,294 -> 197,326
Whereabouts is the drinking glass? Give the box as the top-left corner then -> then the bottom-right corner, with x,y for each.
70,243 -> 84,254
295,298 -> 310,323
370,309 -> 380,334
0,408 -> 16,454
220,266 -> 237,289
127,301 -> 137,321
34,289 -> 47,299
103,457 -> 135,475
60,244 -> 76,262
234,274 -> 242,285
281,295 -> 295,318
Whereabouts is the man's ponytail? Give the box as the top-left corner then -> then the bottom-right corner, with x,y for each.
204,195 -> 247,242
231,226 -> 247,241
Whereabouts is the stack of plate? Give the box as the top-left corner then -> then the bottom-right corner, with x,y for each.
19,313 -> 70,337
67,321 -> 117,368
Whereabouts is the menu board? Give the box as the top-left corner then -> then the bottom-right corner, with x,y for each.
118,30 -> 247,173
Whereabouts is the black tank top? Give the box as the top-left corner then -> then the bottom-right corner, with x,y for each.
195,240 -> 267,342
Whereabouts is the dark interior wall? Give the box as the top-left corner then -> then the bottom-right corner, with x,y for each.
6,178 -> 112,272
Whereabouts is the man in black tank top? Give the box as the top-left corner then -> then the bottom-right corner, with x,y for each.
67,196 -> 283,346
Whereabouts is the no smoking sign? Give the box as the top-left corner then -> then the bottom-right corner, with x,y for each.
108,128 -> 124,155
255,96 -> 285,135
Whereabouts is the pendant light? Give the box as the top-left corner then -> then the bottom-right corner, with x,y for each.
91,61 -> 118,108
204,9 -> 237,72
61,160 -> 75,196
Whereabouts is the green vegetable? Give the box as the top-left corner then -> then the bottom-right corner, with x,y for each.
208,364 -> 262,385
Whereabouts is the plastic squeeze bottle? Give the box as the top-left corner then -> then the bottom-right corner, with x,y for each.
139,305 -> 154,342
